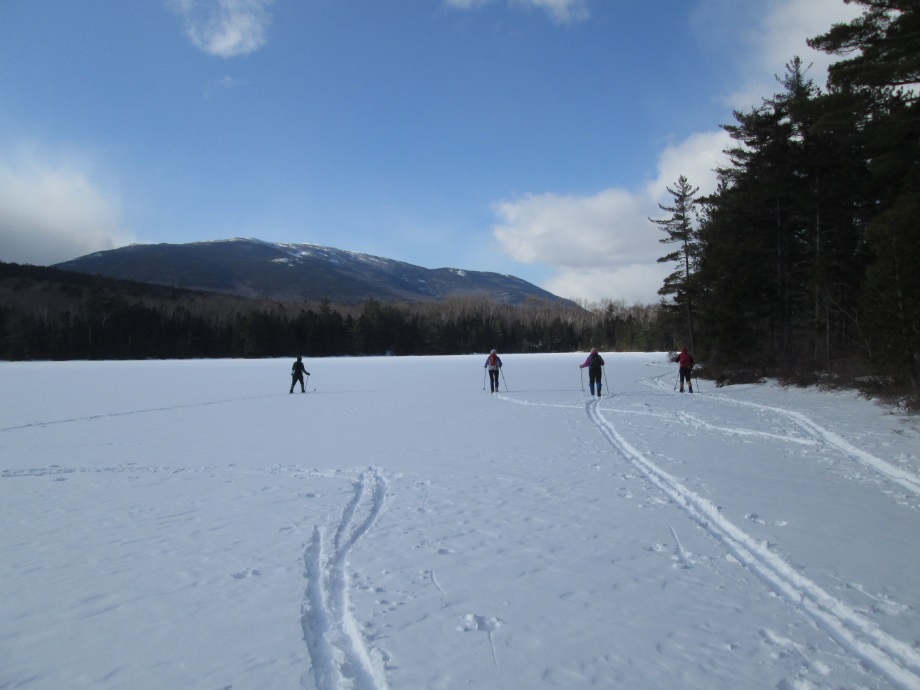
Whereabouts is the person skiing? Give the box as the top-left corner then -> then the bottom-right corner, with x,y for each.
678,345 -> 694,393
579,347 -> 605,397
484,349 -> 503,393
290,356 -> 310,394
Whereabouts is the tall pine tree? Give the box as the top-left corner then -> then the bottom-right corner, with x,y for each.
650,175 -> 700,352
810,0 -> 920,393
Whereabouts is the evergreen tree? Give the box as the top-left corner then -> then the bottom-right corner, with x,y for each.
694,93 -> 798,368
650,175 -> 700,352
808,0 -> 920,95
810,0 -> 920,392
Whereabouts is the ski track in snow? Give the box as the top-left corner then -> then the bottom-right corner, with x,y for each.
0,393 -> 285,433
585,396 -> 920,690
6,364 -> 918,689
646,373 -> 920,499
301,466 -> 390,690
716,395 -> 920,498
3,461 -> 392,690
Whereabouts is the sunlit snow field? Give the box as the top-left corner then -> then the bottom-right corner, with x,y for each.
2,353 -> 919,689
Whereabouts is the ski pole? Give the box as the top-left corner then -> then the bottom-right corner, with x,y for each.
500,368 -> 508,392
483,368 -> 487,391
602,367 -> 609,397
580,367 -> 584,391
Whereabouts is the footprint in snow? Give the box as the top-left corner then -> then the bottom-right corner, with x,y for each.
459,613 -> 503,634
460,614 -> 503,669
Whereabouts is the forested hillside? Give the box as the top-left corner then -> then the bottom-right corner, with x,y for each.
0,262 -> 670,360
652,0 -> 919,402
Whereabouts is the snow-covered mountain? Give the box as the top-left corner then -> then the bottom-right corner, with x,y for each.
54,238 -> 573,305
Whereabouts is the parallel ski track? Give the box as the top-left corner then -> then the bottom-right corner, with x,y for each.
647,374 -> 920,499
301,467 -> 390,690
586,398 -> 920,690
716,395 -> 920,498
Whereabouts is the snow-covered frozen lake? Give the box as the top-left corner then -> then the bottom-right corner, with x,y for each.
2,353 -> 919,689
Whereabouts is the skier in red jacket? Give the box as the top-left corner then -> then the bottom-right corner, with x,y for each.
678,345 -> 694,393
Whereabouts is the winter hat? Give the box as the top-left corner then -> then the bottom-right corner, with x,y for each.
491,349 -> 497,354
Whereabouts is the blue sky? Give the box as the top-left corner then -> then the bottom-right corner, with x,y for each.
0,0 -> 860,304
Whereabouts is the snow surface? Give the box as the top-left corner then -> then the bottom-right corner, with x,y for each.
2,353 -> 920,690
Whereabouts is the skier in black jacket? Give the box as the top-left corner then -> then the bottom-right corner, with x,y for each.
290,356 -> 310,394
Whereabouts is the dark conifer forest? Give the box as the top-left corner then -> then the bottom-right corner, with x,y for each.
652,0 -> 919,403
0,262 -> 670,360
1,1 -> 917,406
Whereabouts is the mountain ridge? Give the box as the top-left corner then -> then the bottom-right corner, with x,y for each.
55,238 -> 575,307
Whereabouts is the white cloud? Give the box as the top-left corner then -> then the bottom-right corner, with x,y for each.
724,0 -> 863,108
649,130 -> 732,202
543,263 -> 671,307
444,0 -> 491,8
490,0 -> 865,304
445,0 -> 589,24
0,150 -> 134,266
203,74 -> 243,97
492,130 -> 731,304
493,188 -> 647,268
171,0 -> 274,58
514,0 -> 589,24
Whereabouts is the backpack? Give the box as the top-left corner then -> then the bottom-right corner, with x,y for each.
488,353 -> 498,367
